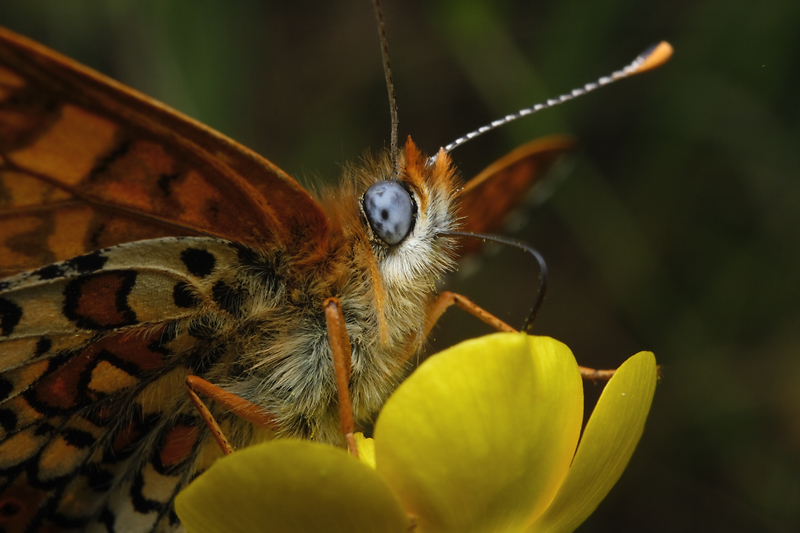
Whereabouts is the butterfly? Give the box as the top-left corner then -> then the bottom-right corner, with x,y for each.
0,18 -> 583,532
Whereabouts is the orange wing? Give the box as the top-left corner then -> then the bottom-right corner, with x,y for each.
459,135 -> 573,234
0,25 -> 328,276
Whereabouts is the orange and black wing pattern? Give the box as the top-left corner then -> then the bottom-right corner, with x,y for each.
457,136 -> 573,253
0,25 -> 321,533
0,25 -> 328,277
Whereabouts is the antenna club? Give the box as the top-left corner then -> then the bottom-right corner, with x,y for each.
442,41 -> 674,154
633,41 -> 673,74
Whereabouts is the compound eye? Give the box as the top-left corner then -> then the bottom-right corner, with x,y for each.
362,180 -> 415,245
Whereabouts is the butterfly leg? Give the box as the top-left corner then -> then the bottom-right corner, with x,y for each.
424,291 -> 515,337
425,291 -> 617,381
323,297 -> 359,459
185,375 -> 280,455
184,381 -> 234,455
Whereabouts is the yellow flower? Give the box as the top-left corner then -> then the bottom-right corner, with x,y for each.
176,333 -> 657,533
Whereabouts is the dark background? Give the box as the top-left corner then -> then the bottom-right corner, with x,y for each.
2,1 -> 798,531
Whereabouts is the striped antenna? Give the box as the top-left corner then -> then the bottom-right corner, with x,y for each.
441,41 -> 673,155
372,0 -> 400,176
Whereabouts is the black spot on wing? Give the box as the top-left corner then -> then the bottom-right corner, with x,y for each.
0,408 -> 16,433
181,248 -> 216,278
61,428 -> 95,449
27,248 -> 117,302
33,263 -> 64,280
0,297 -> 22,336
0,377 -> 11,400
66,251 -> 108,274
34,338 -> 52,357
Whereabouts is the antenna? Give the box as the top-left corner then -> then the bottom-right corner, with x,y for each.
372,0 -> 400,176
441,41 -> 673,155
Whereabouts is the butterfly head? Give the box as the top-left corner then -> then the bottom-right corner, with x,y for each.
355,137 -> 460,288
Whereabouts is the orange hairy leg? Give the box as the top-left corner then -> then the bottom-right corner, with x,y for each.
324,297 -> 359,458
424,291 -> 617,381
185,375 -> 280,455
185,380 -> 234,456
186,376 -> 280,430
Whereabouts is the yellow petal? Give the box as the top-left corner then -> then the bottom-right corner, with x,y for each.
375,333 -> 583,533
356,432 -> 377,469
529,351 -> 658,533
175,440 -> 409,533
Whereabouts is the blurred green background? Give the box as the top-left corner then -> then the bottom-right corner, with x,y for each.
2,1 -> 798,531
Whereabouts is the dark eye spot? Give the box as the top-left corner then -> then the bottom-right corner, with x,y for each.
361,181 -> 415,245
0,298 -> 22,337
181,248 -> 216,278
